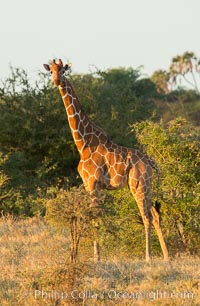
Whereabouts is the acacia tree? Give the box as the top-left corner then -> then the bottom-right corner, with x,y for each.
46,185 -> 104,263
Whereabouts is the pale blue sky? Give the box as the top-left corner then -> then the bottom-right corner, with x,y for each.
1,0 -> 200,80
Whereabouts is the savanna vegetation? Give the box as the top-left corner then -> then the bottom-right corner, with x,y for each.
0,216 -> 199,305
0,51 -> 199,305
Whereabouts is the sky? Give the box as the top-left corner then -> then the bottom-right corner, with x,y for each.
1,0 -> 200,81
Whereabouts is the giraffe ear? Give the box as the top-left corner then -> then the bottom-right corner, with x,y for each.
43,64 -> 50,72
64,64 -> 70,71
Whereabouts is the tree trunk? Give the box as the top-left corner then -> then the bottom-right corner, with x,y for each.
93,220 -> 100,262
176,220 -> 187,248
94,240 -> 100,262
70,217 -> 80,263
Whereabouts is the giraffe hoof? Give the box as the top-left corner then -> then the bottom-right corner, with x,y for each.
89,202 -> 99,209
164,257 -> 170,262
146,257 -> 151,262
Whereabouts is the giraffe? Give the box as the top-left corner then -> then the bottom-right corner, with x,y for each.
43,59 -> 169,262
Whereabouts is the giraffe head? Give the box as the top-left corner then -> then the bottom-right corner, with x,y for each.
43,59 -> 71,87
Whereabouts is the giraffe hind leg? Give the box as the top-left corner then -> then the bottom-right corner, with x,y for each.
131,191 -> 153,262
151,205 -> 169,261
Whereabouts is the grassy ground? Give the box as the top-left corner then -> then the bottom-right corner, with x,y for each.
0,216 -> 199,305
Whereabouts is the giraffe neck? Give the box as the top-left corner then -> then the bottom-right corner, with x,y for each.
59,79 -> 108,154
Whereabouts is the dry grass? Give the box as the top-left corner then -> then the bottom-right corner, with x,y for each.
0,216 -> 199,306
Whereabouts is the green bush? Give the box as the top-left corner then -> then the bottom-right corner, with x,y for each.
131,118 -> 200,255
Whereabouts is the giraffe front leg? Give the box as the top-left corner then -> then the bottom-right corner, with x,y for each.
83,177 -> 101,208
78,160 -> 103,208
86,179 -> 101,262
78,162 -> 102,262
81,177 -> 101,262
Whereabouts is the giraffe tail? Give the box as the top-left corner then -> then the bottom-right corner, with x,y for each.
154,200 -> 161,214
148,157 -> 161,200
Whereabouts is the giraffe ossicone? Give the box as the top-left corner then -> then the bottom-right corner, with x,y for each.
43,59 -> 169,262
